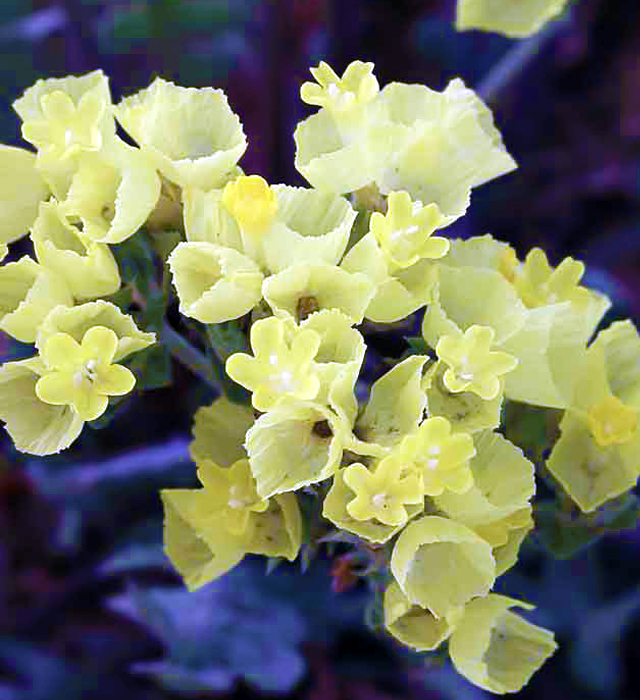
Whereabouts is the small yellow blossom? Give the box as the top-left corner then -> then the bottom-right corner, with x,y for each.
35,326 -> 136,421
369,191 -> 451,269
0,356 -> 84,455
222,174 -> 278,243
399,416 -> 476,496
245,400 -> 347,499
226,316 -> 321,411
14,70 -> 115,167
437,325 -> 518,400
343,456 -> 423,527
587,395 -> 638,447
300,60 -> 379,114
514,248 -> 589,309
30,200 -> 120,300
196,459 -> 268,536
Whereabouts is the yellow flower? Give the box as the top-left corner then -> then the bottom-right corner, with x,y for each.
341,233 -> 440,323
0,356 -> 84,455
434,430 -> 535,526
226,317 -> 321,412
456,0 -> 570,38
60,142 -> 161,245
114,77 -> 247,191
399,416 -> 476,496
223,174 -> 278,236
35,326 -> 136,421
384,581 -> 460,652
0,256 -> 73,343
587,395 -> 638,447
514,247 -> 590,309
262,263 -> 374,325
343,456 -> 423,527
196,459 -> 268,536
30,200 -> 120,300
355,355 -> 428,449
245,400 -> 347,499
323,468 -> 422,544
15,70 -> 115,164
369,191 -> 451,269
436,325 -> 517,400
168,241 -> 264,324
190,396 -> 255,466
390,515 -> 496,618
0,144 -> 50,245
35,299 -> 156,362
300,60 -> 379,114
448,594 -> 557,694
423,360 -> 504,434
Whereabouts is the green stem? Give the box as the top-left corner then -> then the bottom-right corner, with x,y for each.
160,322 -> 219,390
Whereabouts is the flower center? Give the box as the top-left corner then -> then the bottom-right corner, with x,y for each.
73,358 -> 98,388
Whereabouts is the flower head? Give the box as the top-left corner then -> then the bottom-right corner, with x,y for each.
35,325 -> 136,421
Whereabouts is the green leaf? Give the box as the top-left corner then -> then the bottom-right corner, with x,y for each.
205,320 -> 251,404
534,493 -> 640,559
125,342 -> 173,390
404,335 -> 429,355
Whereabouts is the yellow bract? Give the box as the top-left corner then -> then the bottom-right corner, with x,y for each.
456,0 -> 570,38
390,515 -> 496,618
35,325 -> 136,421
448,594 -> 557,694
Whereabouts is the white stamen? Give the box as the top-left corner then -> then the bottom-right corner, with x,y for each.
228,499 -> 245,509
73,371 -> 84,388
427,445 -> 441,457
427,458 -> 439,469
269,354 -> 278,365
64,128 -> 74,147
372,493 -> 387,508
328,83 -> 339,98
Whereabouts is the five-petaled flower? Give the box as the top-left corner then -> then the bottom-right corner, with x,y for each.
35,325 -> 136,421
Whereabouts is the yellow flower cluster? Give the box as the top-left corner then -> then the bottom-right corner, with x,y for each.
2,57 -> 639,694
0,71 -> 172,454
